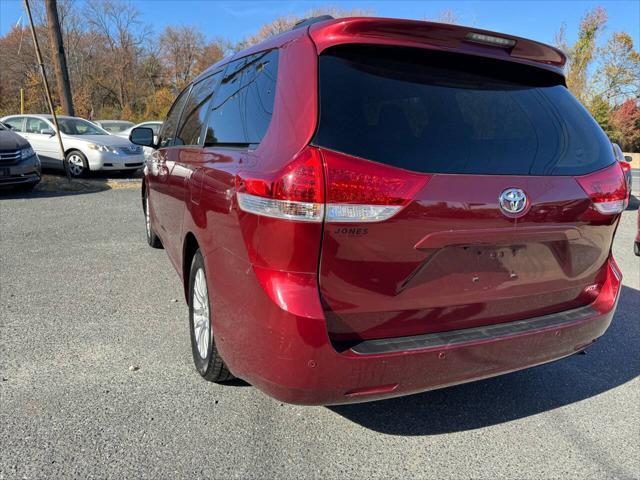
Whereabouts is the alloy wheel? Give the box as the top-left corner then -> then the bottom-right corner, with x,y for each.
144,194 -> 151,238
192,268 -> 210,359
67,154 -> 85,177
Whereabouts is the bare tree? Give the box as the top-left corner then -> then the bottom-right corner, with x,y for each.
83,0 -> 150,113
236,7 -> 372,50
434,9 -> 460,24
159,26 -> 205,89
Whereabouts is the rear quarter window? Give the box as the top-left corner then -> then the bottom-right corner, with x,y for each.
314,46 -> 614,176
204,49 -> 278,146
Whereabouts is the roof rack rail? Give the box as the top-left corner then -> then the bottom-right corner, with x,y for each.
291,15 -> 334,31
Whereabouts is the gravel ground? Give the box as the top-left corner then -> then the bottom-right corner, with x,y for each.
0,180 -> 638,479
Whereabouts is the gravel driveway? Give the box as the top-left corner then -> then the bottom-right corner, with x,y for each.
1,181 -> 638,479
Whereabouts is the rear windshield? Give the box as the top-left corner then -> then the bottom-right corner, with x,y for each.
314,46 -> 614,176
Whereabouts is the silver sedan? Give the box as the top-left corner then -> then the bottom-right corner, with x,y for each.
0,114 -> 145,177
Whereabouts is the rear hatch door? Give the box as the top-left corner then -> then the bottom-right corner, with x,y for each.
314,46 -> 623,343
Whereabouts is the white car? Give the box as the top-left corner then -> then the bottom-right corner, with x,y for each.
1,114 -> 145,177
93,120 -> 135,134
117,121 -> 162,160
117,121 -> 162,140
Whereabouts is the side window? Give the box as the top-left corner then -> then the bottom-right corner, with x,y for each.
158,87 -> 190,148
205,49 -> 278,146
5,117 -> 25,132
241,49 -> 279,143
26,118 -> 50,134
175,72 -> 221,146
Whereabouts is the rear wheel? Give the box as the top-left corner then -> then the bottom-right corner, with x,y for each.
143,189 -> 162,248
634,241 -> 640,257
65,150 -> 88,178
189,250 -> 234,383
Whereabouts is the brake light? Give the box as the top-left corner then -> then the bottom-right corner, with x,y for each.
322,149 -> 430,222
465,32 -> 516,48
619,161 -> 631,174
576,163 -> 628,215
236,147 -> 430,223
237,147 -> 325,222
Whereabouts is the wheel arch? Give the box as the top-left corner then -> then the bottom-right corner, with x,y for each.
141,178 -> 147,208
64,147 -> 84,158
64,148 -> 89,174
182,232 -> 200,301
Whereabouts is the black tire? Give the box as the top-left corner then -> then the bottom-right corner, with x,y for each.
65,150 -> 89,178
143,188 -> 163,248
634,241 -> 640,257
188,250 -> 234,383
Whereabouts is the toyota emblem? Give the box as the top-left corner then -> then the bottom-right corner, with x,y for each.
499,188 -> 528,217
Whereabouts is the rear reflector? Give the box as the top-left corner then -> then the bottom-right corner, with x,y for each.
576,163 -> 628,215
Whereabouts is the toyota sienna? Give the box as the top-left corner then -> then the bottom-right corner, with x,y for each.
131,17 -> 626,405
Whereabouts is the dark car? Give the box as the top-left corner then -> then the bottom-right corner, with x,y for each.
0,121 -> 41,190
131,16 -> 626,405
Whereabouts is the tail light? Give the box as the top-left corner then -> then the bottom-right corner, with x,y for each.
322,149 -> 430,222
236,147 -> 324,222
237,147 -> 430,223
576,163 -> 628,215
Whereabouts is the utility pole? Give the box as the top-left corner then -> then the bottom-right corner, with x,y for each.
24,0 -> 70,180
44,0 -> 74,116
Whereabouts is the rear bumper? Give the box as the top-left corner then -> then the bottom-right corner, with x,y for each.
211,255 -> 621,406
267,306 -> 615,405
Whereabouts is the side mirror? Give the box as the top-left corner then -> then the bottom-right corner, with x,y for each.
40,128 -> 55,136
130,127 -> 156,148
3,123 -> 13,130
624,155 -> 632,162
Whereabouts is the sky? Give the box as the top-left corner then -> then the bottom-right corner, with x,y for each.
0,0 -> 638,48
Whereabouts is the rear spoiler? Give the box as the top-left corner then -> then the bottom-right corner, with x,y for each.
309,17 -> 566,76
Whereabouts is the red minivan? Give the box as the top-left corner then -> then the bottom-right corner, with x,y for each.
131,17 -> 626,405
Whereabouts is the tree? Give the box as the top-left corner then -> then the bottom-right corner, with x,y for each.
0,25 -> 49,115
83,0 -> 150,113
561,6 -> 607,103
556,6 -> 639,144
611,99 -> 640,151
159,26 -> 205,90
236,7 -> 372,50
593,32 -> 640,105
433,9 -> 460,24
195,39 -> 228,76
